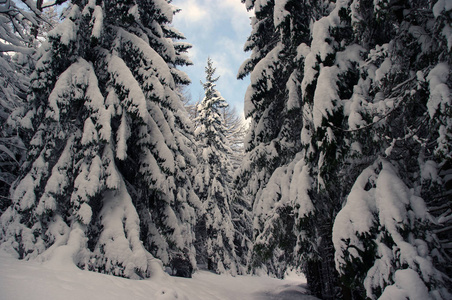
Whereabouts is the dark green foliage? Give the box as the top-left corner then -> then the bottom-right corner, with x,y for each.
0,0 -> 198,279
239,0 -> 451,299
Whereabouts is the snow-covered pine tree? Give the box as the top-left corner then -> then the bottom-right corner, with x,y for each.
230,183 -> 253,274
183,81 -> 249,272
237,2 -> 348,296
239,0 -> 451,299
217,104 -> 250,273
193,58 -> 238,275
238,0 -> 383,297
332,1 -> 452,299
181,76 -> 249,272
0,0 -> 200,278
236,0 -> 321,278
333,159 -> 451,300
288,0 -> 452,298
293,2 -> 369,298
0,0 -> 43,211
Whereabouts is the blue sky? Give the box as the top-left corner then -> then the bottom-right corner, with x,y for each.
171,0 -> 252,116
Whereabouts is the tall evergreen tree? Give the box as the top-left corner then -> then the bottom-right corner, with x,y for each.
331,1 -> 452,299
236,0 -> 336,291
239,0 -> 451,299
193,58 -> 238,275
0,0 -> 43,211
0,0 -> 200,278
183,85 -> 249,272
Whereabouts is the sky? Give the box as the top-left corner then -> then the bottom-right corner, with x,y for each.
171,0 -> 253,117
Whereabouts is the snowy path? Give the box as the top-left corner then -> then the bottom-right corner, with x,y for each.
0,253 -> 318,300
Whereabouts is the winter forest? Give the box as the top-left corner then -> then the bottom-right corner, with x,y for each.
0,0 -> 451,299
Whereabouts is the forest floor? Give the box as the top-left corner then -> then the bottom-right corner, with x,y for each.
0,251 -> 319,300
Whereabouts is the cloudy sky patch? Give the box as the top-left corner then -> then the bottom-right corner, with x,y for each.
172,0 -> 252,115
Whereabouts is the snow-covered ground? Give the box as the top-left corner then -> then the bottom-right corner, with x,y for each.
0,251 -> 318,300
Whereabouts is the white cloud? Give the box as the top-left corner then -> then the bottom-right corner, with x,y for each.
186,45 -> 200,63
211,53 -> 234,79
216,37 -> 248,63
218,0 -> 253,15
174,0 -> 210,23
174,0 -> 251,28
215,0 -> 253,36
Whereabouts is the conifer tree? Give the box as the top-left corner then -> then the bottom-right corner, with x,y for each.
237,1 -> 338,290
193,58 -> 238,275
239,0 -> 451,299
331,1 -> 452,299
0,0 -> 199,278
0,0 -> 44,211
334,159 -> 451,300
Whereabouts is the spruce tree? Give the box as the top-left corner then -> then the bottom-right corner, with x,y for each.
236,0 -> 317,278
237,2 -> 343,295
239,0 -> 451,299
0,0 -> 199,278
0,0 -> 43,211
193,58 -> 238,275
332,1 -> 452,299
334,160 -> 450,300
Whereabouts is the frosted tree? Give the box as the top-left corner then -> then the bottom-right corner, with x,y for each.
218,105 -> 250,272
334,160 -> 450,300
236,1 -> 343,295
193,58 -> 238,275
0,0 -> 200,278
0,0 -> 43,211
239,0 -> 451,299
236,0 -> 314,277
185,98 -> 246,173
294,0 -> 451,298
293,2 -> 369,297
184,89 -> 248,271
331,1 -> 452,299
